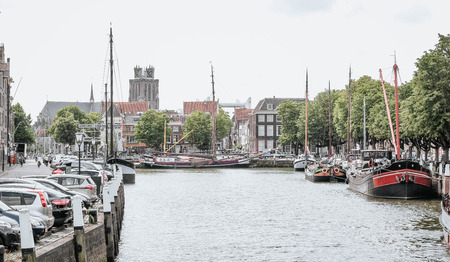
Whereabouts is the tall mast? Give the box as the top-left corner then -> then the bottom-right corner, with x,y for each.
363,96 -> 366,150
105,83 -> 108,160
380,69 -> 397,157
210,63 -> 216,157
347,66 -> 351,161
393,54 -> 400,159
305,69 -> 308,156
328,81 -> 331,156
109,26 -> 114,157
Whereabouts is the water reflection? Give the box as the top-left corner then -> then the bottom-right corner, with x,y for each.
117,168 -> 449,261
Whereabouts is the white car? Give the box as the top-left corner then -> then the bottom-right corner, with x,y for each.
0,187 -> 54,229
47,174 -> 98,201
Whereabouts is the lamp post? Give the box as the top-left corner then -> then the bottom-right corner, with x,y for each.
75,132 -> 84,176
91,138 -> 95,161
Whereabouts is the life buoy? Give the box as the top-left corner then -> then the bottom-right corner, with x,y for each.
368,158 -> 374,168
334,168 -> 339,174
322,168 -> 328,174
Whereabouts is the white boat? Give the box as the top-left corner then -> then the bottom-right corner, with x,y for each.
293,155 -> 316,171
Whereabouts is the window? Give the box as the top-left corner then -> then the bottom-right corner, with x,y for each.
267,125 -> 274,136
62,177 -> 76,186
277,125 -> 282,136
258,140 -> 266,151
267,115 -> 274,122
23,193 -> 37,205
267,104 -> 273,110
172,126 -> 179,132
276,115 -> 281,122
1,192 -> 22,206
127,135 -> 137,144
258,115 -> 265,122
267,140 -> 274,149
126,126 -> 130,131
258,125 -> 265,136
174,134 -> 179,142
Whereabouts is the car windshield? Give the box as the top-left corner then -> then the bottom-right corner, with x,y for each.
0,200 -> 13,211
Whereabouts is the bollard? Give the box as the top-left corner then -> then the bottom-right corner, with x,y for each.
0,245 -> 4,262
103,186 -> 115,262
109,182 -> 119,257
19,209 -> 36,262
73,196 -> 87,262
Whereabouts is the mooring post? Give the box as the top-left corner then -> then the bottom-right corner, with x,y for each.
73,196 -> 87,262
445,164 -> 450,195
19,209 -> 36,262
110,178 -> 119,256
0,245 -> 4,262
103,186 -> 115,262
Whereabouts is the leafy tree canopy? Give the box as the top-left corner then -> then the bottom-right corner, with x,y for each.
134,110 -> 172,149
183,110 -> 212,151
12,103 -> 35,144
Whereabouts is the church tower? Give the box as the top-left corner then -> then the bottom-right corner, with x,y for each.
128,65 -> 159,109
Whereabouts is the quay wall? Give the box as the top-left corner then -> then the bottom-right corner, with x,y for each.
251,158 -> 293,168
35,217 -> 106,262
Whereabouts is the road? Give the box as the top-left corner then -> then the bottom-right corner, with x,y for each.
1,159 -> 54,179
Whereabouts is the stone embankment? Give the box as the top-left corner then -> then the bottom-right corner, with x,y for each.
0,159 -> 125,262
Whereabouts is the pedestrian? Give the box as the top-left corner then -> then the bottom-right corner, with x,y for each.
19,154 -> 24,167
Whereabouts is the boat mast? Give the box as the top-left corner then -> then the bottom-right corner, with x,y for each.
109,26 -> 114,158
210,63 -> 216,157
105,83 -> 108,160
328,81 -> 331,156
305,69 -> 308,156
347,67 -> 351,161
379,69 -> 398,157
363,96 -> 366,150
393,55 -> 401,159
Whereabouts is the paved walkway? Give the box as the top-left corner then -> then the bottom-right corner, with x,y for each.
0,159 -> 54,178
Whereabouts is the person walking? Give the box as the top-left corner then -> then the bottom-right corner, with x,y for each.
19,154 -> 24,167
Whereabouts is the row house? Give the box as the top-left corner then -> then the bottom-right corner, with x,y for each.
0,44 -> 13,153
249,97 -> 304,153
231,108 -> 252,152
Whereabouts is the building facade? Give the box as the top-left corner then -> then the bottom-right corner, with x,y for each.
128,66 -> 159,110
0,44 -> 11,150
249,97 -> 304,153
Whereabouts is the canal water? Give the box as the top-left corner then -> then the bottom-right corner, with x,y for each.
117,168 -> 449,261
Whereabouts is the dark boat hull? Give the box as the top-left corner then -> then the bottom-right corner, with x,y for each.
347,160 -> 432,199
305,167 -> 332,182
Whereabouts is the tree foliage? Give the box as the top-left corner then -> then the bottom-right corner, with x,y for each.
48,105 -> 99,145
134,110 -> 171,150
215,107 -> 233,140
278,100 -> 303,154
183,110 -> 212,151
12,103 -> 35,144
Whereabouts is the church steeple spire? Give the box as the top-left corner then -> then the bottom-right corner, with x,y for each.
90,83 -> 94,103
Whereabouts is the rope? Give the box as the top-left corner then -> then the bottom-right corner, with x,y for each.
113,44 -> 125,103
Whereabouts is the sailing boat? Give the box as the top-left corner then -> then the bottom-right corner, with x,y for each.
103,26 -> 136,183
346,60 -> 432,199
146,64 -> 251,169
294,70 -> 316,171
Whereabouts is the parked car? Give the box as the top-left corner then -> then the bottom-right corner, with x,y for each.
0,215 -> 20,250
0,187 -> 54,229
0,181 -> 73,227
0,198 -> 47,240
46,174 -> 98,201
26,178 -> 92,208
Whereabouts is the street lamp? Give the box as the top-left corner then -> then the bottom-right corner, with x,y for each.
75,132 -> 84,176
91,138 -> 95,161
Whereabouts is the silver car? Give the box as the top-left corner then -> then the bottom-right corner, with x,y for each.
46,174 -> 98,201
0,187 -> 54,229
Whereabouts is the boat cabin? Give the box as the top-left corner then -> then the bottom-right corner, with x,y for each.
361,150 -> 392,161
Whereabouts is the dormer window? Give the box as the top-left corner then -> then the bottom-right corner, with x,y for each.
267,104 -> 273,110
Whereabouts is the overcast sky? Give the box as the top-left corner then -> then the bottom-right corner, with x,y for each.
1,0 -> 449,120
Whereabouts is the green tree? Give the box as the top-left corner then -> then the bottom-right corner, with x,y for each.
134,110 -> 171,150
215,107 -> 233,141
278,100 -> 303,155
48,105 -> 97,145
406,33 -> 450,159
12,103 -> 35,144
183,110 -> 212,151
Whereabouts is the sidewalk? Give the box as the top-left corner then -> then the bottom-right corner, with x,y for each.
0,159 -> 54,178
